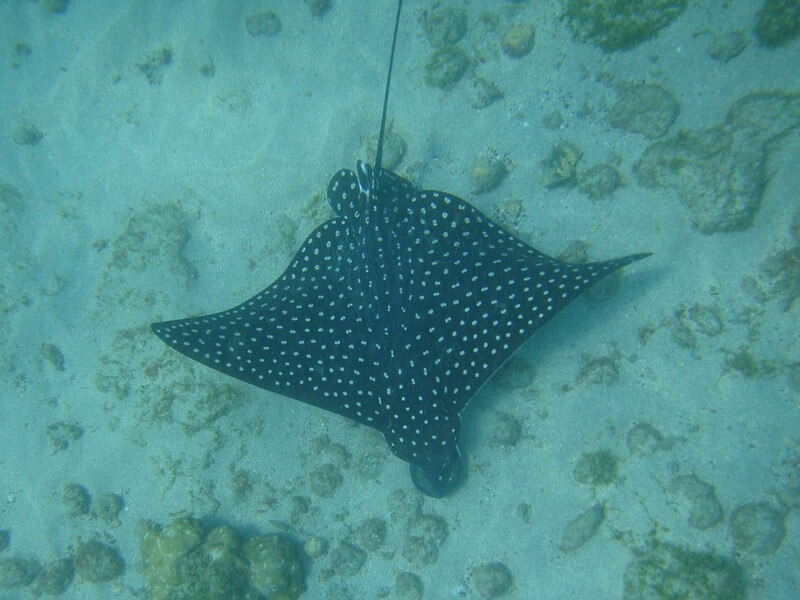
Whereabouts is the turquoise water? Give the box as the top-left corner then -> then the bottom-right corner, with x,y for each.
0,1 -> 797,598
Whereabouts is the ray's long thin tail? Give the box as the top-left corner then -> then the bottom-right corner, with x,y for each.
372,0 -> 404,191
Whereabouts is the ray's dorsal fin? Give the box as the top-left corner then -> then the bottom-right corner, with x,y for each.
371,0 -> 404,196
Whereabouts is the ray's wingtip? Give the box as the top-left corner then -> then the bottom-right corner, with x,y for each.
601,251 -> 651,273
619,252 -> 652,266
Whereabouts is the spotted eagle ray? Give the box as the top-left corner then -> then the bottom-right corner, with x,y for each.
152,0 -> 649,497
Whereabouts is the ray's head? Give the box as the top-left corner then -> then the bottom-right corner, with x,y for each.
409,446 -> 465,498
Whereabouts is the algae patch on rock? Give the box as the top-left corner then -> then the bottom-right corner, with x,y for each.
672,475 -> 724,530
469,154 -> 509,194
421,3 -> 468,48
730,502 -> 786,555
470,561 -> 513,598
95,202 -> 197,317
401,513 -> 448,567
245,10 -> 282,38
31,558 -> 74,596
424,46 -> 469,90
306,0 -> 331,17
577,353 -> 621,386
11,121 -> 43,146
245,534 -> 307,596
91,493 -> 126,525
489,411 -> 523,447
623,541 -> 746,600
139,516 -> 306,600
40,0 -> 70,14
563,0 -> 689,52
0,556 -> 41,588
61,483 -> 91,518
0,555 -> 72,596
706,31 -> 748,62
96,325 -> 245,437
541,141 -> 582,189
73,540 -> 125,583
608,83 -> 679,139
353,517 -> 387,552
395,571 -> 424,600
762,243 -> 800,311
307,462 -> 344,498
626,421 -> 674,456
559,503 -> 605,552
502,23 -> 536,58
46,420 -> 83,452
577,163 -> 623,200
326,542 -> 367,578
635,92 -> 800,233
755,0 -> 800,47
137,45 -> 173,86
573,449 -> 619,486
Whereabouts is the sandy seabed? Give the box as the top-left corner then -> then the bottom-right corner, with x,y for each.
0,1 -> 798,599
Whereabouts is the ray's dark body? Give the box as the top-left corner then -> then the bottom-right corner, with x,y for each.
151,0 -> 648,497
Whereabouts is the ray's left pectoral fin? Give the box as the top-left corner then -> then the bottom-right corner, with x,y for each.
149,215 -> 368,414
